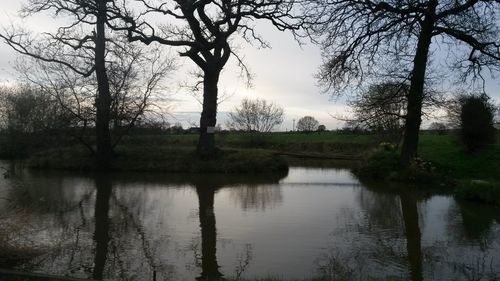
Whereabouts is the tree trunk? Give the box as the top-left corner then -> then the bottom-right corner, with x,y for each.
197,68 -> 221,158
94,0 -> 113,169
400,2 -> 437,167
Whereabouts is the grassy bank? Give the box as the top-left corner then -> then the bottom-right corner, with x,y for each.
358,132 -> 500,205
11,131 -> 500,204
119,132 -> 378,156
28,145 -> 289,174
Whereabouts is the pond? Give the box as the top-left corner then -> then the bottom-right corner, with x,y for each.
0,161 -> 499,281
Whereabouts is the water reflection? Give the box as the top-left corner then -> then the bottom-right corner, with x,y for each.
195,184 -> 223,280
0,165 -> 499,281
449,199 -> 500,242
399,193 -> 423,281
93,174 -> 111,280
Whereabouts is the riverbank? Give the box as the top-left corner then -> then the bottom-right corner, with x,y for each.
28,146 -> 289,174
5,131 -> 500,204
357,133 -> 500,205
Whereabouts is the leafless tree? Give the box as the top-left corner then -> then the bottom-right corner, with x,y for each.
227,98 -> 284,132
346,81 -> 443,143
114,0 -> 302,157
0,0 -> 131,168
296,116 -> 319,132
1,0 -> 177,167
15,40 -> 174,153
300,0 -> 500,166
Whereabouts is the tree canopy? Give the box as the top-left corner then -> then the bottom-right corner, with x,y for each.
299,0 -> 500,165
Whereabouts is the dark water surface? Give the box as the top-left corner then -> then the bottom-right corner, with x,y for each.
0,161 -> 499,281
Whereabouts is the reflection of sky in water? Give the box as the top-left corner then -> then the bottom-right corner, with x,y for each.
279,167 -> 360,185
0,163 -> 499,281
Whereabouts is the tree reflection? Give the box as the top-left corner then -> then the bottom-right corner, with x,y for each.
399,193 -> 423,281
190,173 -> 287,280
92,174 -> 112,280
448,199 -> 500,243
228,185 -> 282,211
360,184 -> 425,281
316,181 -> 428,281
195,184 -> 224,281
1,169 -> 288,280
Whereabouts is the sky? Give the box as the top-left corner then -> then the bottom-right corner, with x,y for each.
0,1 -> 499,131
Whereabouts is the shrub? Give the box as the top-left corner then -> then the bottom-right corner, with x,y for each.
357,143 -> 400,179
459,94 -> 496,152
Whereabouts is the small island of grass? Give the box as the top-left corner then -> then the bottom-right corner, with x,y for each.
27,145 -> 289,174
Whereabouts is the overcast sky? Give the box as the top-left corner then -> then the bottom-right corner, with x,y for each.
1,1 -> 499,131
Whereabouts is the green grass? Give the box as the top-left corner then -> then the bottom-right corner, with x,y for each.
354,132 -> 499,182
119,132 -> 378,156
418,133 -> 500,181
28,145 -> 289,174
354,132 -> 500,205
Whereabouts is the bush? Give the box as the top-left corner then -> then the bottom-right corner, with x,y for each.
460,94 -> 496,152
358,143 -> 440,182
357,143 -> 400,179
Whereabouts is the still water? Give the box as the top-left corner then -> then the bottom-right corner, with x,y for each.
0,162 -> 499,281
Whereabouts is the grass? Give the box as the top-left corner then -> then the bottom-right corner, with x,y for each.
356,132 -> 500,204
418,133 -> 500,180
120,132 -> 378,156
27,145 -> 289,174
16,130 -> 500,204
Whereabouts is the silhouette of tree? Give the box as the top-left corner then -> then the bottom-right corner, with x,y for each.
15,42 -> 174,153
300,0 -> 500,166
227,98 -> 284,132
0,0 -> 136,169
459,93 -> 496,152
115,0 -> 301,157
346,81 -> 442,143
297,116 -> 319,132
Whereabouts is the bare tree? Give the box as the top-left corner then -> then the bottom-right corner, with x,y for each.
1,0 -> 128,168
297,116 -> 319,132
227,98 -> 284,132
300,0 -> 500,166
114,0 -> 301,157
15,40 -> 174,153
0,0 -> 177,167
346,81 -> 443,143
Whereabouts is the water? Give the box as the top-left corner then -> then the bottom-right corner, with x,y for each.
0,162 -> 499,280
